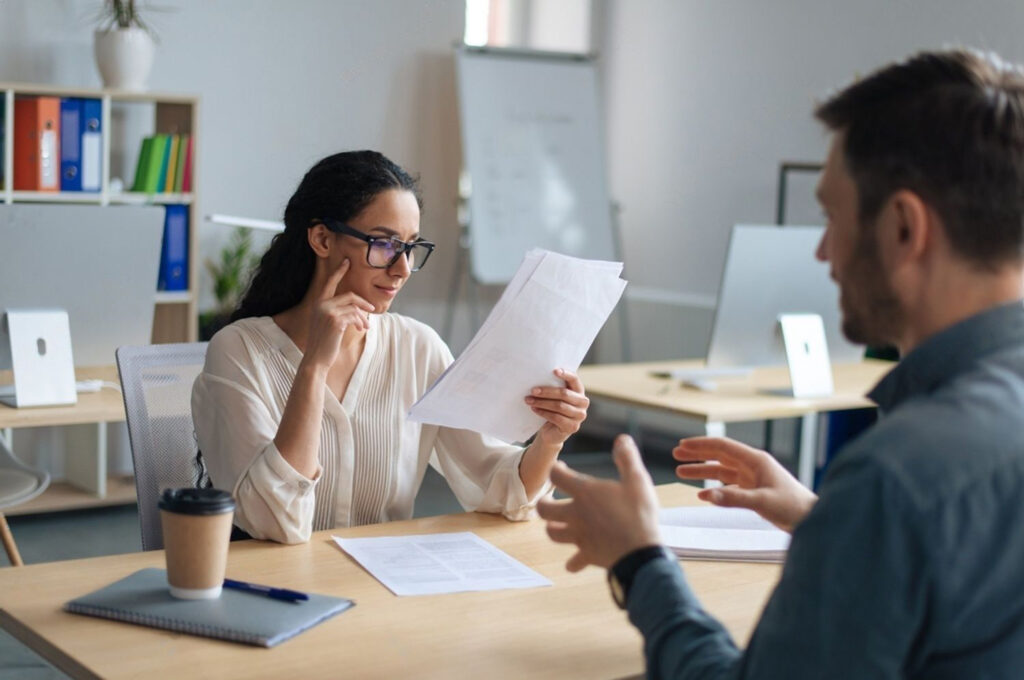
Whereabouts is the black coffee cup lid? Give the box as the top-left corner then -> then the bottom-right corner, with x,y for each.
158,488 -> 235,515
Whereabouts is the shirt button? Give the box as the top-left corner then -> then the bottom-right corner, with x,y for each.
299,481 -> 311,490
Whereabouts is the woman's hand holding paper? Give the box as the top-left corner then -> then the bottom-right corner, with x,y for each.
526,368 -> 590,447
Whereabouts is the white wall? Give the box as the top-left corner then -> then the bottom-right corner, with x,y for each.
595,0 -> 1024,362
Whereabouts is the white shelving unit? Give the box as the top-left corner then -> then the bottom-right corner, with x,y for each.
1,82 -> 200,342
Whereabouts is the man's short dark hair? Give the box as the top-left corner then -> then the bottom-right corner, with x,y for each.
816,49 -> 1024,268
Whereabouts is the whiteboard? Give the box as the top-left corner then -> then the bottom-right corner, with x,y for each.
456,48 -> 616,284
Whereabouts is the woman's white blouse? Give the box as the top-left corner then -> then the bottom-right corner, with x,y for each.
192,314 -> 543,544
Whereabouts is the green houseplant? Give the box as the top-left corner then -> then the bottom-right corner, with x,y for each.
199,227 -> 260,341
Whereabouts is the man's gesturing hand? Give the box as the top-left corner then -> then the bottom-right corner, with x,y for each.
673,437 -> 817,532
538,435 -> 663,572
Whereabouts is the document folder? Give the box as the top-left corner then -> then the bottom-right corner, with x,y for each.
59,98 -> 82,192
80,98 -> 102,192
157,204 -> 189,291
13,96 -> 60,192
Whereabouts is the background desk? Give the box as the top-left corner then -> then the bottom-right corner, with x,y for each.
0,366 -> 132,514
579,359 -> 894,487
0,485 -> 780,680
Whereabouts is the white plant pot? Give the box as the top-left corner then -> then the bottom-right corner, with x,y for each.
94,27 -> 155,92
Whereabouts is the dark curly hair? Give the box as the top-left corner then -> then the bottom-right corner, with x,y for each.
231,150 -> 421,321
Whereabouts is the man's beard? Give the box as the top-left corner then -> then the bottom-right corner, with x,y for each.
839,224 -> 902,347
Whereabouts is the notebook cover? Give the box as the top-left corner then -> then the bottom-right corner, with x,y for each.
64,568 -> 354,648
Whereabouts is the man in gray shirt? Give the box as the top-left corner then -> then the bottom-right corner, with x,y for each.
538,49 -> 1024,678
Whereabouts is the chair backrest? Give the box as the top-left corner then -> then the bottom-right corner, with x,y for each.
116,342 -> 208,551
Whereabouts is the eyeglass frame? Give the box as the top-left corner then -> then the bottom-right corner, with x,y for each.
318,217 -> 436,272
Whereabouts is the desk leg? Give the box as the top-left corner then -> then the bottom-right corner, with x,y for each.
702,421 -> 725,489
796,414 -> 818,489
63,423 -> 107,497
1,428 -> 10,448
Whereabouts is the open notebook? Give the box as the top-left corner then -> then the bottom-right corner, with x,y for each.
658,506 -> 790,563
65,568 -> 354,647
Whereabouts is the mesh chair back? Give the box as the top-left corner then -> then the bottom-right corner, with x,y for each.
116,343 -> 207,550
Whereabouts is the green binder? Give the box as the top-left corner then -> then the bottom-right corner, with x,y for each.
130,136 -> 154,193
143,134 -> 169,194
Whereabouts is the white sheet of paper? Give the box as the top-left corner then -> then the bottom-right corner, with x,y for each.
658,506 -> 790,562
408,249 -> 627,442
332,531 -> 552,596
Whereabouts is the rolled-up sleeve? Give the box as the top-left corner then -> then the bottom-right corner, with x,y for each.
432,427 -> 551,521
192,329 -> 321,544
413,323 -> 551,521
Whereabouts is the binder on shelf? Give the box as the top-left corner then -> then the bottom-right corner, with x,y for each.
153,133 -> 172,193
13,96 -> 61,192
80,98 -> 102,192
0,100 -> 5,191
157,204 -> 189,291
173,134 -> 190,193
143,134 -> 169,194
163,134 -> 180,194
59,98 -> 82,191
131,136 -> 154,192
181,134 -> 194,193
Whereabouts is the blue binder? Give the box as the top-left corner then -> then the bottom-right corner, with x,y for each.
80,98 -> 102,192
157,205 -> 189,291
58,98 -> 102,193
59,98 -> 82,192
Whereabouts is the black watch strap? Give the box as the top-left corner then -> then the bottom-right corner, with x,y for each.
608,545 -> 673,609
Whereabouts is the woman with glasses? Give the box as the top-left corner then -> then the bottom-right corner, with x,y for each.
192,151 -> 590,543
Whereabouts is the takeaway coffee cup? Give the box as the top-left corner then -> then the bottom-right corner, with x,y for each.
158,488 -> 236,600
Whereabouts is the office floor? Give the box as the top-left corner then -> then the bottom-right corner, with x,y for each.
0,433 -> 689,679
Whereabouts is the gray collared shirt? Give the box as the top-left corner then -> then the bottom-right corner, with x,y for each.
628,301 -> 1024,679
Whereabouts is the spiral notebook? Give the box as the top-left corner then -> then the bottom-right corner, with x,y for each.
64,568 -> 354,647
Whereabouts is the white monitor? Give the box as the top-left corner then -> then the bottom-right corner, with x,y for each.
0,203 -> 165,367
705,224 -> 862,369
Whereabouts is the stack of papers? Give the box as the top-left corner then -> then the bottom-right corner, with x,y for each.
409,249 -> 627,443
658,506 -> 790,563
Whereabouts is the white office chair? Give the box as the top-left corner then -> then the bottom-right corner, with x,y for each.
116,343 -> 208,551
0,435 -> 50,566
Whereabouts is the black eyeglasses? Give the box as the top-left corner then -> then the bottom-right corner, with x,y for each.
319,218 -> 435,272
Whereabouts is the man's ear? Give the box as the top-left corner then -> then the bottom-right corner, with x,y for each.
308,223 -> 332,258
882,189 -> 931,265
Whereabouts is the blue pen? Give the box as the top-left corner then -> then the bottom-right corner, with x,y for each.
223,578 -> 310,602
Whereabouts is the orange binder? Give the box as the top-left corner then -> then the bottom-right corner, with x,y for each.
14,96 -> 61,192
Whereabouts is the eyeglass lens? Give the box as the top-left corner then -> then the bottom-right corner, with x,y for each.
367,239 -> 431,270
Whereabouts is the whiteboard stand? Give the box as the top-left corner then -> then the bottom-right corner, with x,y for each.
609,201 -> 633,365
609,201 -> 641,444
452,46 -> 637,442
441,220 -> 482,344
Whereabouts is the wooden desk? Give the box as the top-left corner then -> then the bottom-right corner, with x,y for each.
579,359 -> 894,486
0,485 -> 780,680
0,366 -> 128,512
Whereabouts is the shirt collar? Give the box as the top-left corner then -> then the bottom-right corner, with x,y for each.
869,300 -> 1024,413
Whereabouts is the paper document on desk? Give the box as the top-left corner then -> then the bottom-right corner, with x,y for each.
332,532 -> 552,596
409,249 -> 627,443
659,506 -> 790,563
